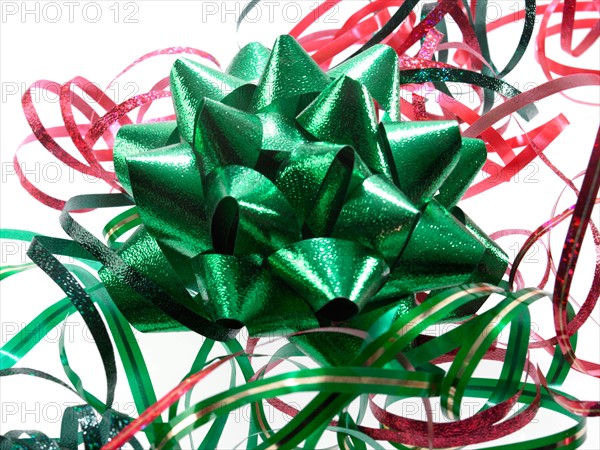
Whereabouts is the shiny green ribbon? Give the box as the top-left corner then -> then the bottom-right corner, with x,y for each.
103,35 -> 508,363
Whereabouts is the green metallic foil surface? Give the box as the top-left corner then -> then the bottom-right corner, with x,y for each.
104,35 -> 508,363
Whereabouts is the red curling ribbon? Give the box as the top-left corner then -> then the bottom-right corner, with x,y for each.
512,196 -> 600,352
433,89 -> 516,163
298,30 -> 341,53
436,41 -> 496,71
60,77 -> 129,183
17,88 -> 169,210
543,20 -> 600,76
334,0 -> 398,36
537,0 -> 600,105
22,80 -> 114,180
310,16 -> 381,66
552,128 -> 600,380
361,348 -> 541,447
459,74 -> 599,197
490,229 -> 552,291
465,114 -> 570,198
393,0 -> 458,56
103,354 -> 237,450
16,47 -> 218,210
106,46 -> 221,88
560,0 -> 600,57
411,30 -> 445,119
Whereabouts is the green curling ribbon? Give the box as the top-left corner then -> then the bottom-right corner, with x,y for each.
102,35 -> 508,363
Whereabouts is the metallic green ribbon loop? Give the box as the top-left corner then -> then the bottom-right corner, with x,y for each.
107,35 -> 508,358
226,41 -> 271,82
192,253 -> 264,328
275,143 -> 370,234
127,142 -> 211,258
205,165 -> 301,255
297,75 -> 393,180
113,121 -> 179,195
380,120 -> 462,206
251,34 -> 331,115
269,238 -> 390,321
194,98 -> 263,177
170,58 -> 246,142
436,138 -> 488,208
328,44 -> 401,122
332,174 -> 420,264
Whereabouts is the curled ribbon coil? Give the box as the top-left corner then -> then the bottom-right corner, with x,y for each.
1,0 -> 599,448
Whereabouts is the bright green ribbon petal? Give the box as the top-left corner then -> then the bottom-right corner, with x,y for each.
251,35 -> 330,115
170,58 -> 245,142
328,44 -> 401,121
275,143 -> 370,233
205,165 -> 301,255
297,75 -> 394,180
381,120 -> 462,206
99,226 -> 193,332
113,121 -> 179,195
103,35 -> 507,356
268,238 -> 389,321
126,142 -> 211,258
226,42 -> 271,82
436,137 -> 488,208
381,200 -> 490,296
332,174 -> 420,264
194,98 -> 263,177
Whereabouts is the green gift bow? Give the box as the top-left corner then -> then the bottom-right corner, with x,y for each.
100,35 -> 507,364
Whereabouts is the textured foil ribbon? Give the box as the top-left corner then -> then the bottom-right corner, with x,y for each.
2,1 -> 598,447
100,35 -> 508,364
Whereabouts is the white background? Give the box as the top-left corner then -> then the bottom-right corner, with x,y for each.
0,1 -> 599,448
